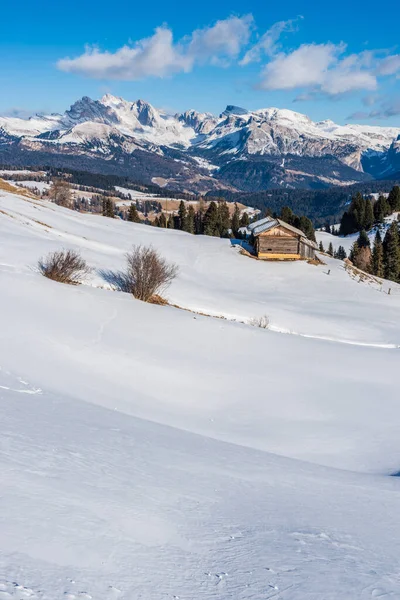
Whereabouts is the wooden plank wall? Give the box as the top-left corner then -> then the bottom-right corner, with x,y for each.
258,237 -> 299,254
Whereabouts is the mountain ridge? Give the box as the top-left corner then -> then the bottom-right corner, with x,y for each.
0,94 -> 399,193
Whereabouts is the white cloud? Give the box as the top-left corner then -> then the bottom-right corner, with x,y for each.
259,43 -> 340,90
57,27 -> 191,80
376,54 -> 400,76
348,98 -> 400,120
188,15 -> 253,65
240,17 -> 301,66
259,43 -> 377,95
57,16 -> 253,80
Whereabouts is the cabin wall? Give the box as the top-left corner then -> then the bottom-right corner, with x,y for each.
299,241 -> 316,259
257,236 -> 299,255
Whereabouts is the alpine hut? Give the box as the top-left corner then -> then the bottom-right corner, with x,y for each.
247,217 -> 317,260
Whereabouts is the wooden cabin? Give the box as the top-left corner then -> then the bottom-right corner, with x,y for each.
248,217 -> 317,260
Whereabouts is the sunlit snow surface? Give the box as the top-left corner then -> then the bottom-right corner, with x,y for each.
1,191 -> 400,599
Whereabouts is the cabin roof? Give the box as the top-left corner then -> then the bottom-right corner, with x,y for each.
249,216 -> 306,238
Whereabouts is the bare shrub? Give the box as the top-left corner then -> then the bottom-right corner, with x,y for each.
38,249 -> 91,285
122,245 -> 178,302
248,315 -> 270,329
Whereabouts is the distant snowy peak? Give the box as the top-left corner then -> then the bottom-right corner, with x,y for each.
1,94 -> 400,190
176,109 -> 218,135
222,105 -> 249,117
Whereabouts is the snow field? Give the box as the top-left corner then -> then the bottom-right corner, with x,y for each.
1,190 -> 400,598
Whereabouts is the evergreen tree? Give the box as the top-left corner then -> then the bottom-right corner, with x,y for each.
239,211 -> 250,228
167,214 -> 175,229
195,198 -> 206,235
127,202 -> 140,223
388,186 -> 400,212
327,242 -> 334,256
231,203 -> 241,235
102,197 -> 114,218
324,223 -> 331,234
187,205 -> 196,234
339,211 -> 357,236
364,199 -> 374,231
158,213 -> 167,228
336,246 -> 347,260
356,230 -> 370,248
217,201 -> 231,237
299,215 -> 316,242
280,206 -> 294,224
352,192 -> 366,230
153,216 -> 160,227
349,241 -> 359,264
371,230 -> 384,277
373,195 -> 391,224
383,222 -> 400,282
203,202 -> 219,236
178,200 -> 188,231
319,241 -> 325,252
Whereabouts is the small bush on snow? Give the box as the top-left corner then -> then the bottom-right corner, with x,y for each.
38,249 -> 91,285
122,245 -> 179,302
248,315 -> 270,329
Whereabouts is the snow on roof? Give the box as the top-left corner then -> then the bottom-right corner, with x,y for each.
247,216 -> 274,233
248,216 -> 317,246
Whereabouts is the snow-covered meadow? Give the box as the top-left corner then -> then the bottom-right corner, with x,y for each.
1,190 -> 400,599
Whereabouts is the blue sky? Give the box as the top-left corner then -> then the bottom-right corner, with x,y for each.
1,0 -> 400,125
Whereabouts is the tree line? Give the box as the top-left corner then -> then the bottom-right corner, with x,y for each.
342,224 -> 400,282
339,187 -> 400,236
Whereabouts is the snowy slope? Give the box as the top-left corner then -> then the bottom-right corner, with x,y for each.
1,190 -> 400,599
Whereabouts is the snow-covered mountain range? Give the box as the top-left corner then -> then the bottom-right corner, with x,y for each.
1,94 -> 399,192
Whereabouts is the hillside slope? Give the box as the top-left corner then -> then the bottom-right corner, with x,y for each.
1,191 -> 400,599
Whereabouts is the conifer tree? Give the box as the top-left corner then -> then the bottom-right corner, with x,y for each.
280,206 -> 294,224
195,198 -> 206,234
239,211 -> 250,228
319,241 -> 325,252
352,192 -> 366,230
371,230 -> 384,277
102,197 -> 115,218
231,203 -> 241,235
127,202 -> 140,223
178,200 -> 188,231
167,214 -> 175,229
364,199 -> 374,231
336,246 -> 347,260
217,201 -> 231,237
158,213 -> 167,228
357,230 -> 370,248
187,205 -> 196,234
373,195 -> 391,224
203,201 -> 219,236
349,241 -> 359,264
327,242 -> 334,256
299,215 -> 316,242
388,186 -> 400,212
324,223 -> 331,234
383,222 -> 400,282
